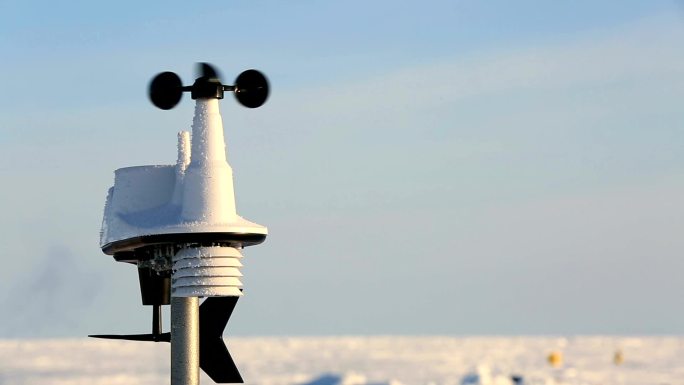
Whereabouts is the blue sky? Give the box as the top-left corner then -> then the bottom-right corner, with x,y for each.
1,1 -> 683,337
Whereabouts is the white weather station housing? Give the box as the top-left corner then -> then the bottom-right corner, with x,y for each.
92,63 -> 270,385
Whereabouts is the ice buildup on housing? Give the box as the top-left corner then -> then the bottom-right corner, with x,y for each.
99,64 -> 270,300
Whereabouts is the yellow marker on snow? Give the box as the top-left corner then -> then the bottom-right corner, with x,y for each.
614,349 -> 624,365
547,351 -> 563,368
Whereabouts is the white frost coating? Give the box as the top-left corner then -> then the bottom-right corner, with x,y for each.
99,99 -> 267,248
177,131 -> 191,170
174,276 -> 243,287
99,187 -> 114,245
189,99 -> 228,165
172,246 -> 245,297
174,257 -> 243,268
112,166 -> 175,213
172,267 -> 242,278
171,131 -> 191,205
181,99 -> 236,223
175,245 -> 243,259
174,286 -> 243,297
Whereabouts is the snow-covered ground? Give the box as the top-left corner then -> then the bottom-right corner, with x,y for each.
0,337 -> 681,385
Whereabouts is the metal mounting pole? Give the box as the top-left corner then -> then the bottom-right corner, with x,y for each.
171,296 -> 200,385
152,304 -> 162,337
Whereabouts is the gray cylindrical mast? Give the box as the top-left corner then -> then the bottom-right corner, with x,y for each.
171,296 -> 200,385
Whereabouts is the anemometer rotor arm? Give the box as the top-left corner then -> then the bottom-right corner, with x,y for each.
148,62 -> 269,109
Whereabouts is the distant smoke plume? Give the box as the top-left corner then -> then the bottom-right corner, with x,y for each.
0,245 -> 102,338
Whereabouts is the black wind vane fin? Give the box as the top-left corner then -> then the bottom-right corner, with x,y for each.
199,62 -> 221,80
88,297 -> 242,383
199,296 -> 243,383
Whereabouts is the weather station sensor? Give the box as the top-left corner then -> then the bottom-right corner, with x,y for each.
91,63 -> 270,385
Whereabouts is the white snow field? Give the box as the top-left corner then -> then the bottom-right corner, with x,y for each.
0,337 -> 681,385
